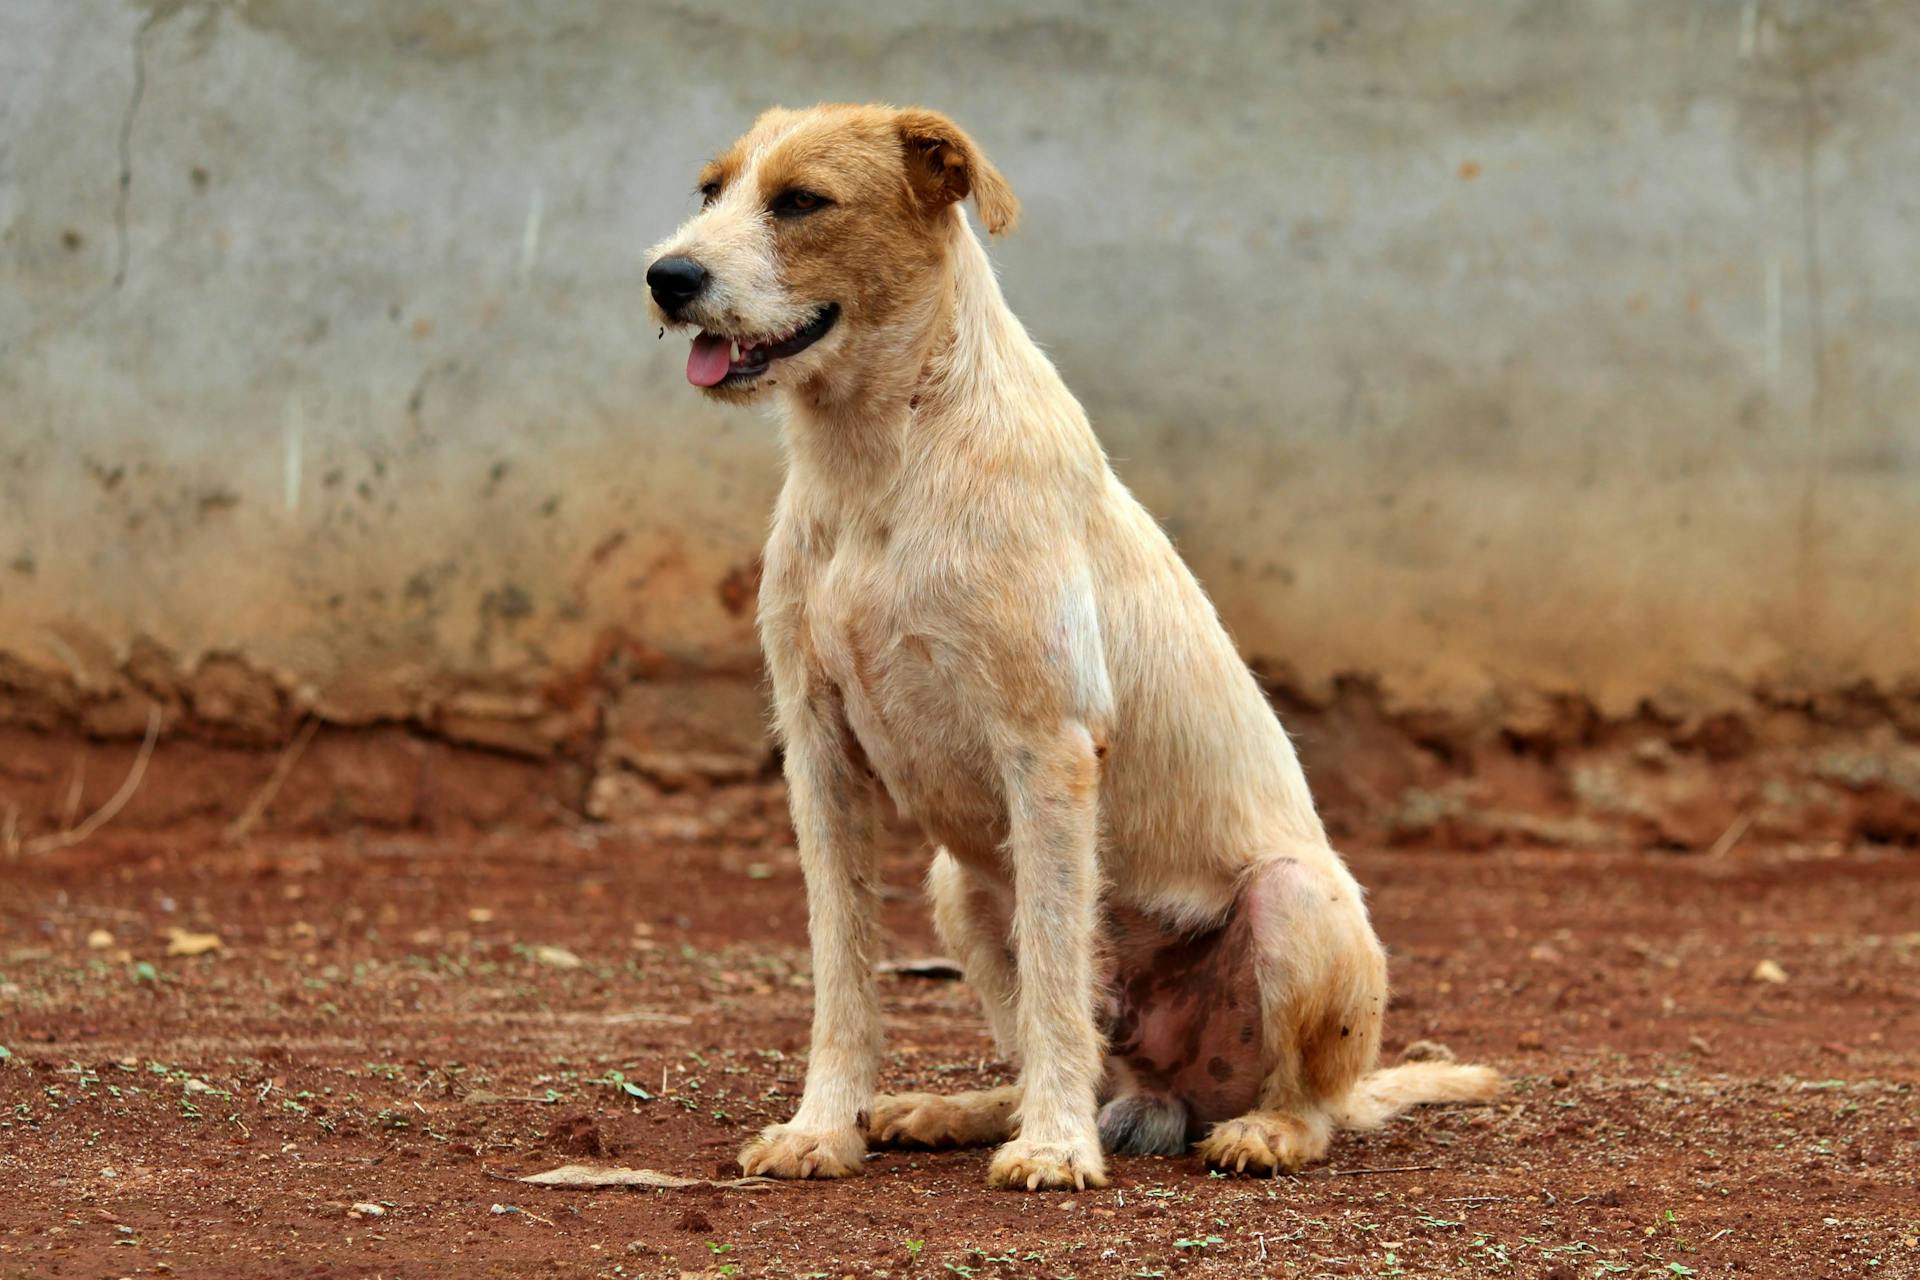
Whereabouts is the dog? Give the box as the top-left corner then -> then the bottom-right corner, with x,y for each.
645,103 -> 1500,1191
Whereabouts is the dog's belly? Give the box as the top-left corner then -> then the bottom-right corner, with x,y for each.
1100,897 -> 1266,1127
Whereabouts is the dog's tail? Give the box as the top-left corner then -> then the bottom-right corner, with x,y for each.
1328,1061 -> 1504,1132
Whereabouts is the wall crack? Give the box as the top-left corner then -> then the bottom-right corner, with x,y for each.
110,9 -> 161,292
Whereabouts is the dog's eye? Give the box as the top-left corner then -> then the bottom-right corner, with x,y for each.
698,181 -> 720,208
772,189 -> 829,218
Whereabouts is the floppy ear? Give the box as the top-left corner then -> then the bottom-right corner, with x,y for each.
895,108 -> 1020,236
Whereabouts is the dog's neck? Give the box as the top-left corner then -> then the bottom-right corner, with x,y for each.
777,209 -> 1043,492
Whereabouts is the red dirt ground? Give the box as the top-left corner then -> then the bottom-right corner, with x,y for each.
1,783 -> 1915,1279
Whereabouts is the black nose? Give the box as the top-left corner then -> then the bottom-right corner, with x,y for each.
647,256 -> 708,313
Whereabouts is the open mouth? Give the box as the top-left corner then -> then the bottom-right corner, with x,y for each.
685,304 -> 839,389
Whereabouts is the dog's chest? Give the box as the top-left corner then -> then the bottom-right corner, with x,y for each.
802,528 -> 1002,839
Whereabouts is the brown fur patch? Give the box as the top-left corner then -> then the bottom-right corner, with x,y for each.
753,107 -> 954,337
695,152 -> 742,201
896,108 -> 1020,234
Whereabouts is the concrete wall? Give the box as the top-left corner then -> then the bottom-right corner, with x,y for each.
3,0 -> 1917,759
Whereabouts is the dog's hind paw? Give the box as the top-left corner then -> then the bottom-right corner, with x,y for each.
986,1134 -> 1108,1192
738,1123 -> 865,1179
868,1087 -> 1020,1149
1194,1111 -> 1329,1177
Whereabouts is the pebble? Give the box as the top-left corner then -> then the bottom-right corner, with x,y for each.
165,928 -> 224,958
1751,959 -> 1788,984
532,945 -> 582,970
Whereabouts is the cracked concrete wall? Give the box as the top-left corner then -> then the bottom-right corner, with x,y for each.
2,1 -> 1918,758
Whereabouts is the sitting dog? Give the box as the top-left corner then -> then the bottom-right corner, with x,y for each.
645,104 -> 1500,1191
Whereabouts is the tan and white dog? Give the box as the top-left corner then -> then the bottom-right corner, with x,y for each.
645,104 -> 1499,1192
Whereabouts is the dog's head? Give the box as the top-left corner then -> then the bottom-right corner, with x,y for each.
645,104 -> 1017,403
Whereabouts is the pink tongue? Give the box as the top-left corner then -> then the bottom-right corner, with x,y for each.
687,333 -> 733,387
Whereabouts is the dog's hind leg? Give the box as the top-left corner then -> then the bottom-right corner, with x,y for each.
1198,853 -> 1502,1175
866,851 -> 1023,1150
927,849 -> 1019,1056
1193,852 -> 1385,1176
868,1085 -> 1021,1149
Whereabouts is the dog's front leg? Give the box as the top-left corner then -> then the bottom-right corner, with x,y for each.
738,692 -> 881,1180
986,725 -> 1109,1191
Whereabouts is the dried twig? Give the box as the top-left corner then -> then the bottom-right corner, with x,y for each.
516,1164 -> 777,1191
25,706 -> 161,855
60,755 -> 87,828
224,718 -> 319,845
490,1203 -> 556,1226
1705,809 -> 1755,859
1,803 -> 19,859
602,1009 -> 695,1026
1330,1163 -> 1442,1177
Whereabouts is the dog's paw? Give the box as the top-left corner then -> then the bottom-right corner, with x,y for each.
738,1123 -> 866,1180
986,1134 -> 1107,1192
868,1088 -> 1019,1149
1194,1112 -> 1325,1177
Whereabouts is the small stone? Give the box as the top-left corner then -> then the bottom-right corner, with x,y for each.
87,929 -> 116,950
1401,1040 -> 1457,1063
468,907 -> 495,924
349,1203 -> 385,1218
165,928 -> 224,957
531,944 -> 582,970
1751,959 -> 1788,984
1516,1029 -> 1545,1051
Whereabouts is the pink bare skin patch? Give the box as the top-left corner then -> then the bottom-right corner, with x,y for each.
1097,882 -> 1270,1152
